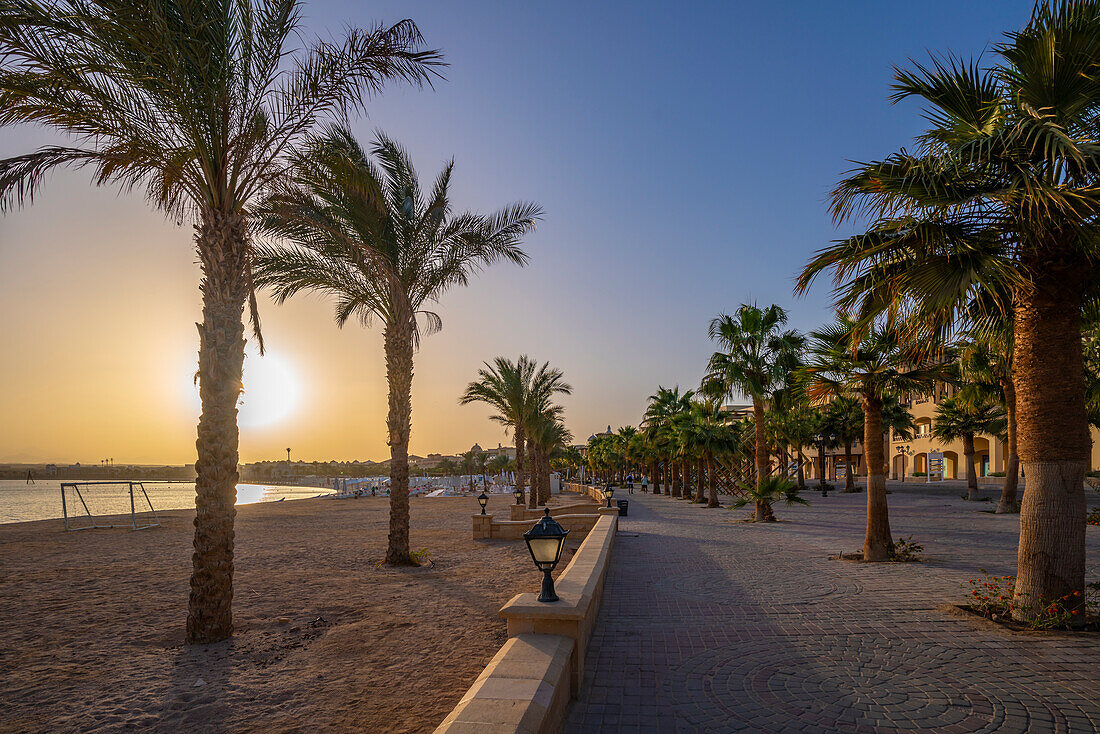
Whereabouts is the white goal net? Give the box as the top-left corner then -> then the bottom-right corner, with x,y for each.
60,481 -> 162,531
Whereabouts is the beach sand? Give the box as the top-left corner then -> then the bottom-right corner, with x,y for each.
0,493 -> 581,733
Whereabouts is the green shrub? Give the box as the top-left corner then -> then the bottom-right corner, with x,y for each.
890,535 -> 923,562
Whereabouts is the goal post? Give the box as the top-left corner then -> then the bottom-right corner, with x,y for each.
60,481 -> 161,531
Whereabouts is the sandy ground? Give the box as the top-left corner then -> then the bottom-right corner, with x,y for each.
0,493 -> 586,733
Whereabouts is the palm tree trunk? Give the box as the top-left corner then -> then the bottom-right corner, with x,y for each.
540,452 -> 551,504
384,318 -> 416,566
843,443 -> 855,492
682,460 -> 690,500
964,433 -> 979,500
796,448 -> 806,490
187,212 -> 249,644
817,443 -> 827,491
752,400 -> 772,520
707,455 -> 719,508
862,395 -> 891,562
671,460 -> 682,497
650,461 -> 659,495
998,379 -> 1020,513
694,456 -> 706,502
530,444 -> 543,506
1012,259 -> 1088,620
518,428 -> 535,510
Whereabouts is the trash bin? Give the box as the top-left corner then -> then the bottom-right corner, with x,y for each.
616,499 -> 629,517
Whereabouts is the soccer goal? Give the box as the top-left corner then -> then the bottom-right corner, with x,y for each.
60,481 -> 162,531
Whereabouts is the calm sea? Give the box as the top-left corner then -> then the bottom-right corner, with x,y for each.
0,480 -> 332,524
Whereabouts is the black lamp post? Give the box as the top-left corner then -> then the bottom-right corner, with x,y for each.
604,484 -> 615,508
477,492 -> 489,515
523,508 -> 569,602
513,486 -> 524,505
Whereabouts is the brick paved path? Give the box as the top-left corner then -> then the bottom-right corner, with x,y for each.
564,485 -> 1100,733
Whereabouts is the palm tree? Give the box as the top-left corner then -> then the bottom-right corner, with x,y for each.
461,358 -> 570,508
703,304 -> 804,521
773,401 -> 818,490
254,129 -> 540,565
957,325 -> 1020,512
932,396 -> 1007,501
642,386 -> 694,497
461,357 -> 537,505
0,1 -> 440,643
802,316 -> 947,560
678,401 -> 738,507
824,396 -> 864,493
796,2 -> 1100,615
528,412 -> 572,504
880,393 -> 916,476
521,364 -> 573,507
732,476 -> 808,522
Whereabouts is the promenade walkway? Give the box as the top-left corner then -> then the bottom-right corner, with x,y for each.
564,485 -> 1100,733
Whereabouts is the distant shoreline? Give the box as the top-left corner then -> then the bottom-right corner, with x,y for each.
0,481 -> 331,525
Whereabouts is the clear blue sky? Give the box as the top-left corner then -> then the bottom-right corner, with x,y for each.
0,1 -> 1038,462
330,0 -> 1033,429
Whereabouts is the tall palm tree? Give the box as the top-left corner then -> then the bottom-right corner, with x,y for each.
703,304 -> 804,521
461,357 -> 537,506
880,393 -> 916,476
824,396 -> 864,493
956,323 -> 1020,512
462,358 -> 570,508
642,386 -> 694,497
802,316 -> 947,560
678,401 -> 738,507
796,2 -> 1100,615
521,364 -> 573,507
0,1 -> 440,643
933,395 -> 1007,501
253,129 -> 540,565
773,400 -> 818,490
528,411 -> 572,504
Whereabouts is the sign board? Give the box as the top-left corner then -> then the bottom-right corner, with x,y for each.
928,450 -> 944,482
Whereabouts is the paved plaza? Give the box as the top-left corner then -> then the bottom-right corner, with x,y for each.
564,484 -> 1100,733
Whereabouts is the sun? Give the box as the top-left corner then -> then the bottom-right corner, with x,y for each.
238,347 -> 301,428
186,345 -> 301,429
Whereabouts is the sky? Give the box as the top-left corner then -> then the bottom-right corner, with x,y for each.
0,0 -> 1037,465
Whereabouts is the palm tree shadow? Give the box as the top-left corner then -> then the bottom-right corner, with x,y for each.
159,639 -> 235,731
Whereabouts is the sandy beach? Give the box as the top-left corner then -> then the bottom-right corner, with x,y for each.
0,493 -> 579,733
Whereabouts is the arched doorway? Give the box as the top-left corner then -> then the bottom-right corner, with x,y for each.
913,452 -> 927,475
973,437 -> 991,476
892,453 -> 907,479
942,450 -> 959,480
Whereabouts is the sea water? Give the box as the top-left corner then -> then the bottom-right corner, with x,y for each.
0,479 -> 332,524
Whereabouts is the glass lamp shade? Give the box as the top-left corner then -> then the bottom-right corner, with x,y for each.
513,488 -> 523,503
523,509 -> 568,572
477,492 -> 489,513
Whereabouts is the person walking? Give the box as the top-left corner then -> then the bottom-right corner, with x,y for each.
641,475 -> 648,493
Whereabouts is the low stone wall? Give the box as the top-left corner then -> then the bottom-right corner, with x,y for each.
433,634 -> 573,734
436,512 -> 618,733
564,481 -> 606,504
509,502 -> 599,522
473,511 -> 604,541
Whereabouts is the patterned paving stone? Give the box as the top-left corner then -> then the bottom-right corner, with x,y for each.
564,486 -> 1100,733
666,636 -> 1095,733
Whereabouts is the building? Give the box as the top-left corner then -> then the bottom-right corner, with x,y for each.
887,381 -> 1100,480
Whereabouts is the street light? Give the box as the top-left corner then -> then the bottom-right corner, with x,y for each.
477,492 -> 489,515
603,484 -> 615,508
513,487 -> 524,505
523,509 -> 569,603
